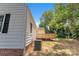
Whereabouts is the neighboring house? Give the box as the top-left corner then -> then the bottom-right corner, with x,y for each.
36,28 -> 45,34
0,3 -> 36,56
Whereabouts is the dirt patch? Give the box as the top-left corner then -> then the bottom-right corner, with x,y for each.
28,39 -> 79,56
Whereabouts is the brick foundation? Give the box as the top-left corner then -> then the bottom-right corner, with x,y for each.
25,42 -> 34,55
0,49 -> 23,56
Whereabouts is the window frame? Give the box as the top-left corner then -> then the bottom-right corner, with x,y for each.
0,14 -> 5,33
30,23 -> 32,33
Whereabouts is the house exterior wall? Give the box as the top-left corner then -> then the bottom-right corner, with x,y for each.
0,3 -> 36,56
30,17 -> 36,41
25,6 -> 36,55
0,3 -> 27,55
25,6 -> 36,46
25,6 -> 31,46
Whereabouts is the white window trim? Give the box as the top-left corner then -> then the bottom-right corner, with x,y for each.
0,14 -> 6,33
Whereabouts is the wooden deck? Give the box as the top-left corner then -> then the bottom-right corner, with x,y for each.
36,34 -> 57,39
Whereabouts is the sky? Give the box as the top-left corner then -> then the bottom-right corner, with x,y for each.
28,3 -> 55,27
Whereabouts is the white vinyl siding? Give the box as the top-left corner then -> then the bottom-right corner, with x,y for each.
0,15 -> 4,32
0,4 -> 26,49
25,7 -> 36,46
0,3 -> 36,49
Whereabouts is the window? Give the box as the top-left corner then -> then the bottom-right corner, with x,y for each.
2,14 -> 11,33
30,23 -> 32,33
0,15 -> 4,32
0,14 -> 11,33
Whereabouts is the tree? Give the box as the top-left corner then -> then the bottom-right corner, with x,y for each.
39,10 -> 53,33
39,3 -> 79,39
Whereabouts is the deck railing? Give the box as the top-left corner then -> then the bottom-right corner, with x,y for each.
36,34 -> 57,39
